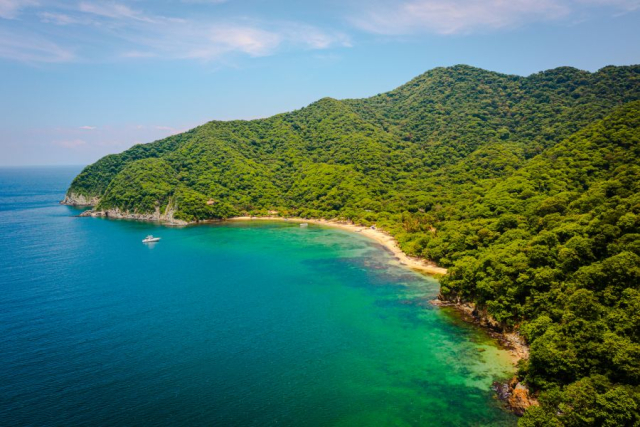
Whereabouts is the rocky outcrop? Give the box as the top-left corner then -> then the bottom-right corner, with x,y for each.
432,297 -> 529,358
433,296 -> 535,415
494,378 -> 538,416
509,380 -> 538,415
80,204 -> 188,226
61,193 -> 100,206
431,298 -> 501,330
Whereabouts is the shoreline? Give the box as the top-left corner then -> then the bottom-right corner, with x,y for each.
73,209 -> 529,356
227,216 -> 448,277
72,207 -> 533,414
431,299 -> 529,363
431,300 -> 536,415
228,218 -> 531,364
231,217 -> 535,415
73,208 -> 446,276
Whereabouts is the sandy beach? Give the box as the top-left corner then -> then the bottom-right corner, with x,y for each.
228,216 -> 448,276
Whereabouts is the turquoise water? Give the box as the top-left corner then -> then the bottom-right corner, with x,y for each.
0,167 -> 516,426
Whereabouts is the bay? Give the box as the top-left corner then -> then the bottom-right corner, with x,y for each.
0,167 -> 516,426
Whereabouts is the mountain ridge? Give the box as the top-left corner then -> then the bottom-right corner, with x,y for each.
65,64 -> 640,425
65,64 -> 640,206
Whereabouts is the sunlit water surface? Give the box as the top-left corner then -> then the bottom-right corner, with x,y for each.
0,167 -> 516,426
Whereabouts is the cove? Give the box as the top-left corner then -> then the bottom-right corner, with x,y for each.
0,167 -> 517,426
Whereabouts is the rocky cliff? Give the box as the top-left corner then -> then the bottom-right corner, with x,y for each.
61,193 -> 100,206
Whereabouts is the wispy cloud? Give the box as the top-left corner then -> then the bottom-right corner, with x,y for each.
79,125 -> 96,130
351,0 -> 639,35
0,27 -> 74,62
0,0 -> 38,19
24,1 -> 351,62
77,1 -> 155,23
131,21 -> 351,61
178,25 -> 283,59
38,11 -> 82,25
105,11 -> 349,60
282,23 -> 352,49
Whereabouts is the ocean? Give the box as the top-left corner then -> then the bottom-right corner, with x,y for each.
0,166 -> 516,426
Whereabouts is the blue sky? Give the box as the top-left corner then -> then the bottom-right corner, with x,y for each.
1,0 -> 639,166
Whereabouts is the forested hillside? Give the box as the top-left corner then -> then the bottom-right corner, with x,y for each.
66,65 -> 640,425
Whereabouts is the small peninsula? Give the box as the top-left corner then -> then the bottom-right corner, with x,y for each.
64,65 -> 640,425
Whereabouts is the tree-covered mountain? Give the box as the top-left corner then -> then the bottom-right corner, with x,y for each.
66,65 -> 640,425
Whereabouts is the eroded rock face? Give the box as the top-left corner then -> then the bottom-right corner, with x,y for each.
493,377 -> 538,416
80,205 -> 188,226
432,297 -> 530,360
436,297 -> 536,416
61,193 -> 100,206
509,380 -> 538,416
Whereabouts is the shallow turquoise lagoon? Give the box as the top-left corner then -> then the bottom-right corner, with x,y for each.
0,167 -> 516,426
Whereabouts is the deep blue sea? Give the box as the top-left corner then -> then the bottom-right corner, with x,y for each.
0,167 -> 517,426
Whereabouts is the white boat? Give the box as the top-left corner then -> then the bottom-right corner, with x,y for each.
300,223 -> 308,228
142,235 -> 161,243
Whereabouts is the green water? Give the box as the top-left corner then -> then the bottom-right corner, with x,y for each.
0,167 -> 517,426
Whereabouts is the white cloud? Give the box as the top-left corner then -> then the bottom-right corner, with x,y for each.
0,0 -> 38,19
0,1 -> 350,65
0,28 -> 74,62
282,24 -> 352,49
352,0 -> 640,35
28,2 -> 350,62
111,20 -> 348,61
79,125 -> 96,130
210,26 -> 279,56
178,25 -> 282,59
117,19 -> 349,61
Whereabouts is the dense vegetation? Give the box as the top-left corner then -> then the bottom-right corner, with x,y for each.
67,65 -> 640,425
